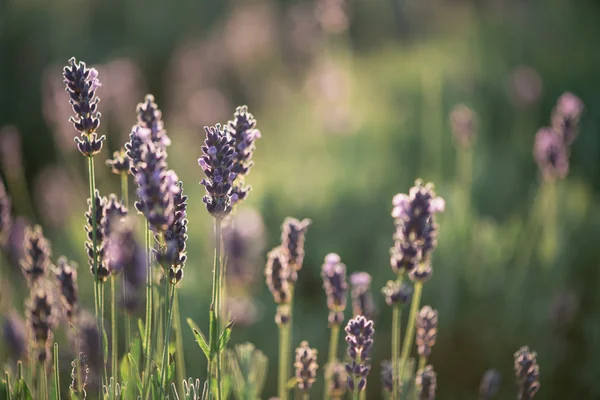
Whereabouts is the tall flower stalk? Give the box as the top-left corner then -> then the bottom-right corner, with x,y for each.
345,316 -> 374,400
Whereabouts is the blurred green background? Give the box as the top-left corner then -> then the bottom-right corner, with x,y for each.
2,0 -> 600,398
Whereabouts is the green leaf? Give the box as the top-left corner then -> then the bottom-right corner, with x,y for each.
102,327 -> 109,366
138,318 -> 146,349
286,377 -> 297,390
167,354 -> 175,386
120,354 -> 130,387
128,353 -> 143,396
208,309 -> 218,357
68,387 -> 81,400
218,320 -> 233,352
187,318 -> 210,361
14,379 -> 32,400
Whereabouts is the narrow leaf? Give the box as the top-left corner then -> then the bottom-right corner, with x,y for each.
186,318 -> 210,361
218,321 -> 233,352
128,353 -> 143,396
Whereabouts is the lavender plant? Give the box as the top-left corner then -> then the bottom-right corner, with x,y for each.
344,315 -> 374,399
514,346 -> 540,400
294,341 -> 318,399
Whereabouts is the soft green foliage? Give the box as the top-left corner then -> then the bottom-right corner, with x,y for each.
226,343 -> 268,400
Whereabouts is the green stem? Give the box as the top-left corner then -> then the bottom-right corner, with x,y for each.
121,172 -> 132,355
418,356 -> 426,373
278,321 -> 290,400
53,344 -> 60,400
173,292 -> 186,392
303,393 -> 310,400
323,323 -> 340,400
5,371 -> 12,400
160,283 -> 176,395
214,218 -> 223,400
111,276 -> 118,399
100,283 -> 108,389
42,363 -> 48,400
121,173 -> 129,209
398,281 -> 423,382
143,222 -> 153,396
352,381 -> 359,400
391,305 -> 401,400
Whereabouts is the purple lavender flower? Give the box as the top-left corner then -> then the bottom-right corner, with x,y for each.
449,104 -> 477,148
106,218 -> 146,287
225,106 -> 261,204
156,181 -> 188,284
514,346 -> 540,400
416,365 -> 437,400
136,95 -> 171,149
480,369 -> 501,400
104,194 -> 128,238
391,180 -> 444,275
326,362 -> 348,399
322,253 -> 348,326
134,135 -> 180,232
20,225 -> 52,286
55,257 -> 79,321
27,286 -> 55,363
265,247 -> 291,325
85,190 -> 109,281
350,272 -> 376,319
294,340 -> 318,391
380,360 -> 393,394
551,92 -> 584,146
281,217 -> 311,276
533,128 -> 569,182
0,177 -> 11,249
198,124 -> 237,217
106,148 -> 131,175
125,125 -> 149,174
73,311 -> 103,378
416,306 -> 438,358
344,315 -> 374,392
381,280 -> 412,306
62,58 -> 105,157
2,312 -> 27,361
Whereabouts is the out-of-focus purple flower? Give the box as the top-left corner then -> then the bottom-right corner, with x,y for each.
73,311 -> 102,378
198,124 -> 237,217
508,66 -> 543,108
6,217 -> 27,272
514,346 -> 540,400
533,128 -> 569,182
34,166 -> 79,229
281,217 -> 311,277
106,218 -> 146,287
135,135 -> 180,232
344,315 -> 374,392
20,225 -> 52,287
326,362 -> 347,398
381,280 -> 412,307
106,148 -> 131,175
391,180 -> 444,276
551,92 -> 584,146
27,286 -> 55,363
416,365 -> 437,400
156,181 -> 188,284
294,340 -> 318,391
2,312 -> 28,362
0,177 -> 12,249
55,257 -> 79,321
103,195 -> 128,239
416,306 -> 438,358
62,58 -> 105,157
449,104 -> 477,148
0,126 -> 23,179
322,253 -> 348,326
316,0 -> 350,34
85,190 -> 110,282
380,360 -> 393,394
226,296 -> 259,327
350,272 -> 375,319
480,369 -> 501,400
265,247 -> 291,325
136,95 -> 171,149
225,106 -> 261,204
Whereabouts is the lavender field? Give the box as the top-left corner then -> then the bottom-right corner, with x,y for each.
1,1 -> 599,399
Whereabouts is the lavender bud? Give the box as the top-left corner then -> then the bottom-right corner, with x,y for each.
479,369 -> 501,400
2,312 -> 28,361
125,126 -> 149,174
416,365 -> 437,400
416,306 -> 438,358
514,346 -> 540,400
294,340 -> 318,391
350,272 -> 376,319
0,177 -> 12,249
198,124 -> 237,217
27,286 -> 55,363
281,217 -> 311,273
55,257 -> 79,321
450,104 -> 477,148
265,247 -> 291,305
410,264 -> 433,284
380,360 -> 393,393
136,94 -> 171,149
321,253 -> 348,326
62,58 -> 105,156
85,190 -> 109,281
106,148 -> 131,175
533,128 -> 569,182
344,315 -> 374,392
20,225 -> 52,286
155,181 -> 188,279
551,92 -> 584,146
326,362 -> 348,399
381,280 -> 412,306
226,106 -> 261,204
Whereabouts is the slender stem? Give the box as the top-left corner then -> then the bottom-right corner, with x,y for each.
53,344 -> 60,400
100,283 -> 108,388
143,221 -> 153,395
418,356 -> 426,373
121,172 -> 132,354
303,393 -> 310,400
278,322 -> 290,400
42,363 -> 48,400
323,323 -> 340,400
359,391 -> 366,400
214,218 -> 223,400
391,305 -> 400,400
120,173 -> 129,209
352,383 -> 359,400
161,283 -> 176,395
398,281 -> 423,381
5,371 -> 11,400
111,275 -> 118,399
173,292 -> 187,392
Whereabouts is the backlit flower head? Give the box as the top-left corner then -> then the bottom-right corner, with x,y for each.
322,253 -> 348,326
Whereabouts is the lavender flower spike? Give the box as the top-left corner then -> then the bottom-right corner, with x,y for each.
55,257 -> 79,321
136,94 -> 171,149
533,128 -> 569,182
416,306 -> 438,358
344,315 -> 374,393
106,148 -> 131,175
21,225 -> 52,287
350,272 -> 376,319
322,253 -> 348,326
281,217 -> 312,276
2,312 -> 27,362
156,181 -> 188,284
106,218 -> 146,287
27,286 -> 55,363
514,346 -> 540,400
294,340 -> 318,391
326,362 -> 347,399
416,365 -> 437,400
85,190 -> 110,281
62,57 -> 105,156
199,124 -> 238,217
551,92 -> 584,146
226,106 -> 261,204
265,247 -> 291,325
0,177 -> 12,249
125,125 -> 149,174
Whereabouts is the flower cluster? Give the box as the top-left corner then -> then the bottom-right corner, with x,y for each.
281,217 -> 312,278
294,340 -> 318,391
27,287 -> 55,363
390,180 -> 445,278
344,315 -> 374,392
125,125 -> 148,174
226,106 -> 261,204
106,218 -> 146,286
551,92 -> 584,146
106,148 -> 131,175
479,369 -> 501,400
104,194 -> 128,238
265,247 -> 291,325
350,272 -> 376,319
381,280 -> 412,307
136,94 -> 171,150
321,253 -> 348,326
514,346 -> 540,400
156,181 -> 188,284
416,365 -> 437,400
198,125 -> 238,217
85,190 -> 110,281
21,225 -> 52,287
416,306 -> 438,358
62,58 -> 105,156
326,362 -> 348,399
380,360 -> 393,393
0,177 -> 11,249
55,257 -> 79,321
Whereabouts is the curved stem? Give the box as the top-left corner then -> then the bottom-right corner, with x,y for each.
398,281 -> 423,382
